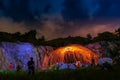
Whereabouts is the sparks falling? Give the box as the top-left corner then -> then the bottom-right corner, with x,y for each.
48,44 -> 99,66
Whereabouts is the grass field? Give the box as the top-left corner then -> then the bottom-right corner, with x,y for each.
0,66 -> 120,80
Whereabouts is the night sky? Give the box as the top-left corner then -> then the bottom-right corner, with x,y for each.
0,0 -> 120,40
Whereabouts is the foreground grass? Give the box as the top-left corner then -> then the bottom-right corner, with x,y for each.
0,66 -> 120,80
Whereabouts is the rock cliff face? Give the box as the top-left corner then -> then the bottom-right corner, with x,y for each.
86,41 -> 120,58
0,41 -> 119,70
0,42 -> 53,70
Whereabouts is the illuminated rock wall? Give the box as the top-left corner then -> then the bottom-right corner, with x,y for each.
0,46 -> 8,70
0,41 -> 116,70
0,42 -> 53,71
86,41 -> 119,58
48,44 -> 99,67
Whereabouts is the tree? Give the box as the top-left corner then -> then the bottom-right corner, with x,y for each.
12,32 -> 21,41
86,33 -> 92,40
20,30 -> 37,43
40,36 -> 45,41
93,32 -> 117,42
115,28 -> 120,37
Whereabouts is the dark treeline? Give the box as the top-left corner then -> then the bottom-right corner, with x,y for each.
45,28 -> 120,48
0,28 -> 120,47
0,30 -> 45,46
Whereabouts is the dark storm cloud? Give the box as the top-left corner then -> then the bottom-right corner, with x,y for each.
0,0 -> 64,21
62,0 -> 88,21
96,0 -> 120,19
62,0 -> 120,21
0,0 -> 120,21
0,0 -> 120,40
1,0 -> 31,21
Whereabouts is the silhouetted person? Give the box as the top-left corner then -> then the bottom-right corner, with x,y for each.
9,63 -> 13,71
103,62 -> 113,70
91,58 -> 95,66
27,57 -> 35,75
16,64 -> 21,72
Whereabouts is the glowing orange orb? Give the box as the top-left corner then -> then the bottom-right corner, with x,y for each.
48,44 -> 98,66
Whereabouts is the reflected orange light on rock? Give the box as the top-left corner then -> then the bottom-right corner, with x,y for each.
48,44 -> 98,66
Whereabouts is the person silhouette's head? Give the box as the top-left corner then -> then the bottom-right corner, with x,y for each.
30,57 -> 33,61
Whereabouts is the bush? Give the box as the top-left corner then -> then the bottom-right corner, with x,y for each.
0,66 -> 120,80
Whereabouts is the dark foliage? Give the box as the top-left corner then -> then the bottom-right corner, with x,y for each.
0,66 -> 120,80
0,28 -> 120,47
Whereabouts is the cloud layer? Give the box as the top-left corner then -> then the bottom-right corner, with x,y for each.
0,0 -> 120,40
1,0 -> 120,21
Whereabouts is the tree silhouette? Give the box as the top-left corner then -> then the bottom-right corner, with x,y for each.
115,28 -> 120,38
93,32 -> 117,42
20,30 -> 37,43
